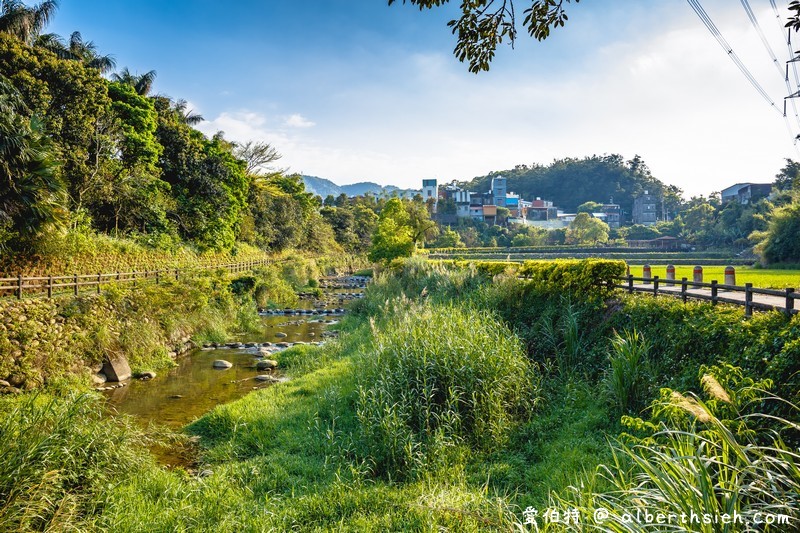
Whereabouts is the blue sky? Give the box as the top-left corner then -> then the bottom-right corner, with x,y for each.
49,1 -> 800,197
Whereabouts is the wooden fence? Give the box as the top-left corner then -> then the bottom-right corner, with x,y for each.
0,258 -> 273,300
612,275 -> 798,317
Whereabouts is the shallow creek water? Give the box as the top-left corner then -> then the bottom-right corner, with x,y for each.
102,286 -> 361,432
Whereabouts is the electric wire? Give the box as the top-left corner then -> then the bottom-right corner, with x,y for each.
745,0 -> 800,130
741,0 -> 785,78
770,0 -> 800,93
687,0 -> 781,114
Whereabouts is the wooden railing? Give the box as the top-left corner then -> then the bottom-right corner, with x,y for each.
611,275 -> 798,316
0,258 -> 273,300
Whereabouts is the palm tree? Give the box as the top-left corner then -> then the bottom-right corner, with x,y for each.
112,67 -> 157,96
0,75 -> 66,242
172,98 -> 204,125
0,0 -> 58,44
34,31 -> 116,73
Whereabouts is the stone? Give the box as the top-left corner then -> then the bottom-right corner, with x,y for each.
102,355 -> 132,382
256,359 -> 278,371
275,332 -> 288,338
139,371 -> 157,380
213,360 -> 233,369
275,342 -> 290,348
92,373 -> 107,385
254,374 -> 279,382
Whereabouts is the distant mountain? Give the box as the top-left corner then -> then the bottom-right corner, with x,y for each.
341,182 -> 389,196
301,175 -> 343,198
301,175 -> 421,199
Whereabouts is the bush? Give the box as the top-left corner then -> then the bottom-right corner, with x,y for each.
353,302 -> 538,480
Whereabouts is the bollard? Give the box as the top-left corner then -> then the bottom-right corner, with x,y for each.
724,265 -> 736,286
643,264 -> 652,285
693,265 -> 703,284
666,264 -> 675,284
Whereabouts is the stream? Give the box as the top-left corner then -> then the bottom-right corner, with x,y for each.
101,278 -> 366,464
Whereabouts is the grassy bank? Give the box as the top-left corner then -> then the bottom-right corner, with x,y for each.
0,257 -> 797,531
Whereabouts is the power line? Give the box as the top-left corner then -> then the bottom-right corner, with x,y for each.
744,0 -> 800,130
741,0 -> 784,79
687,0 -> 782,115
769,0 -> 800,89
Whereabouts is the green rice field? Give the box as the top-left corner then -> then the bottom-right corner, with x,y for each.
627,265 -> 800,289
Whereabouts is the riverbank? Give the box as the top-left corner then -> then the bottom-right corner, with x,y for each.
0,254 -> 353,393
1,257 -> 797,531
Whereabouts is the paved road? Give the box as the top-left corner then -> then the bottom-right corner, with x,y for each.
624,280 -> 797,315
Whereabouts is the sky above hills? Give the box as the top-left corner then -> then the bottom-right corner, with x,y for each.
49,0 -> 800,198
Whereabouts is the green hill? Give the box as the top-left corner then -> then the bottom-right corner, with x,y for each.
463,154 -> 680,216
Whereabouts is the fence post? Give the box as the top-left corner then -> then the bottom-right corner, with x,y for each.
133,271 -> 136,288
73,273 -> 78,296
724,266 -> 736,286
156,270 -> 160,285
175,268 -> 179,281
47,275 -> 52,299
744,283 -> 753,317
681,277 -> 688,303
627,274 -> 634,293
97,272 -> 101,294
117,272 -> 121,282
786,288 -> 795,316
653,276 -> 659,297
711,280 -> 718,305
693,265 -> 703,284
17,273 -> 22,300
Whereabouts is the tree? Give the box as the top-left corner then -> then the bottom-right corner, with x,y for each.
234,140 -> 281,175
369,198 -> 415,262
566,212 -> 609,245
0,74 -> 65,246
755,202 -> 800,264
433,225 -> 464,248
774,158 -> 800,193
576,200 -> 603,214
388,0 -> 579,72
35,31 -> 116,73
0,0 -> 57,44
0,33 -> 111,214
112,67 -> 157,96
171,98 -> 204,126
406,198 -> 437,245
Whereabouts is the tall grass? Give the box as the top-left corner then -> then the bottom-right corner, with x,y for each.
538,299 -> 587,374
549,378 -> 800,532
605,329 -> 651,416
0,393 -> 166,531
353,301 -> 539,481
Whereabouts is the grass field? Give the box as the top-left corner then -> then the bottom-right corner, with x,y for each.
626,265 -> 800,289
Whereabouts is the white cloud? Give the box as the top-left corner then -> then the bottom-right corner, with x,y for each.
285,114 -> 316,128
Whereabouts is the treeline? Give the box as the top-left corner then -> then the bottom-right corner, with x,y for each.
0,1 -> 372,260
452,155 -> 800,263
464,154 -> 680,216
